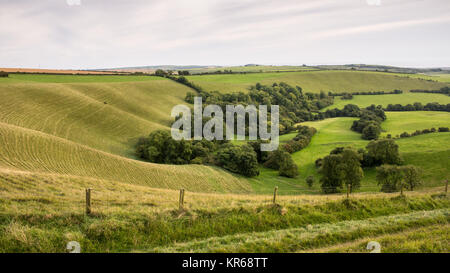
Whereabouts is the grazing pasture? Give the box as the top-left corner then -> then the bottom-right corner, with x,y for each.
322,92 -> 450,110
186,70 -> 448,93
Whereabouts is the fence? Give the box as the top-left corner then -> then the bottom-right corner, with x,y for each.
81,181 -> 448,215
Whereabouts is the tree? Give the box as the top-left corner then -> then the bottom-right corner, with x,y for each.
216,145 -> 259,177
136,130 -> 193,164
306,176 -> 314,187
402,165 -> 422,191
362,123 -> 381,140
340,148 -> 363,192
279,155 -> 298,178
263,149 -> 287,170
366,139 -> 402,165
320,154 -> 344,193
376,165 -> 405,193
319,147 -> 363,193
154,69 -> 167,77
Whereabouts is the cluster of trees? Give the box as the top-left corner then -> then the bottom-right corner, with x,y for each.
328,90 -> 403,96
319,147 -> 364,193
177,70 -> 191,75
263,148 -> 299,178
282,125 -> 317,154
385,102 -> 450,112
136,127 -> 310,179
185,82 -> 334,134
350,105 -> 386,140
215,144 -> 260,177
136,130 -> 260,177
376,165 -> 421,193
340,93 -> 353,100
410,87 -> 450,96
0,71 -> 8,77
318,139 -> 403,193
399,127 -> 449,138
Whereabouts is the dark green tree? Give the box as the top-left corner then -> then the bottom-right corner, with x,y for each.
320,154 -> 344,193
366,139 -> 402,165
376,165 -> 405,193
362,123 -> 381,140
279,155 -> 299,178
402,165 -> 422,191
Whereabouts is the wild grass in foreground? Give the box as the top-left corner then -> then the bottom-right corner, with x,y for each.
306,223 -> 449,253
152,209 -> 449,253
0,189 -> 448,253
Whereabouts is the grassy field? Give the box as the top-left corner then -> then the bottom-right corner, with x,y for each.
187,65 -> 317,74
381,112 -> 450,137
186,70 -> 449,93
0,76 -> 252,193
394,73 -> 450,83
252,113 -> 450,193
0,172 -> 448,252
323,92 -> 450,110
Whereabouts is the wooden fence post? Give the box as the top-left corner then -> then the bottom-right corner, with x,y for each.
179,189 -> 185,210
85,188 -> 91,215
273,186 -> 278,204
444,180 -> 448,194
347,184 -> 350,199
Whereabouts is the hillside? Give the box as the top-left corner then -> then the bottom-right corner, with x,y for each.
186,70 -> 449,94
0,76 -> 252,193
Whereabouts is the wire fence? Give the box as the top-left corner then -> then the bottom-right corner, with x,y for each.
3,179 -> 447,216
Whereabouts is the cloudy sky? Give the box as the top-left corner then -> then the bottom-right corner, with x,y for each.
1,0 -> 449,69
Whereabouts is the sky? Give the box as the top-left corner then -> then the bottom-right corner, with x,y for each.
1,0 -> 449,69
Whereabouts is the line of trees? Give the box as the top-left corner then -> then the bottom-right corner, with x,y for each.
398,127 -> 449,138
385,102 -> 450,112
184,82 -> 334,134
0,71 -> 9,77
136,130 -> 260,177
350,105 -> 386,140
328,89 -> 403,96
282,125 -> 317,154
410,86 -> 450,96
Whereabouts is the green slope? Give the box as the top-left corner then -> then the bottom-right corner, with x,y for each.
186,70 -> 449,93
323,93 -> 450,110
0,76 -> 252,193
251,113 -> 450,193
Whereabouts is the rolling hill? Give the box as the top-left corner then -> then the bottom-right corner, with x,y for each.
186,70 -> 449,93
0,75 -> 252,193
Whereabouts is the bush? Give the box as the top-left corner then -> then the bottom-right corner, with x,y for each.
279,156 -> 299,178
438,127 -> 449,132
136,130 -> 193,164
400,132 -> 410,138
0,71 -> 8,77
362,123 -> 381,140
216,145 -> 259,177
